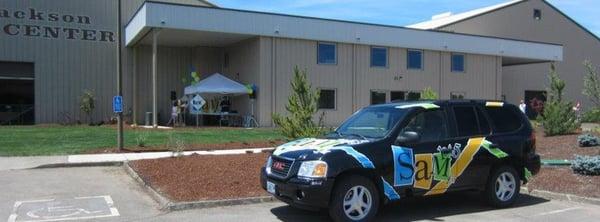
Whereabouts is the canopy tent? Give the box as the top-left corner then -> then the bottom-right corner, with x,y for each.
184,73 -> 249,96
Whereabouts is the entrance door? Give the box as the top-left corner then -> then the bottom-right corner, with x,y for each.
0,62 -> 34,125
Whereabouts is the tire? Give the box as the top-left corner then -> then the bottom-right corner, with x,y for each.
329,175 -> 380,222
484,165 -> 520,208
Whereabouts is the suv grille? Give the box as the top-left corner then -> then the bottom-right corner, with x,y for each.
270,156 -> 294,178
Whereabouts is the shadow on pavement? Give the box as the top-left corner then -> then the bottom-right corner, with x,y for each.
270,192 -> 549,222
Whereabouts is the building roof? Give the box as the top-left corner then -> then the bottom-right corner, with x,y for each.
125,1 -> 562,63
407,0 -> 524,30
407,0 -> 600,43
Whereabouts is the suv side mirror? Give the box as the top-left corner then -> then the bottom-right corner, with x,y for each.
396,131 -> 420,144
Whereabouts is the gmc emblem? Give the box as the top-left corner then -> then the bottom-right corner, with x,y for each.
272,161 -> 285,171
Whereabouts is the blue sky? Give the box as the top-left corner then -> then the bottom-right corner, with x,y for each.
211,0 -> 600,37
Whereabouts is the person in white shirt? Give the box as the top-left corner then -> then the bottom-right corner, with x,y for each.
167,102 -> 178,126
519,100 -> 527,114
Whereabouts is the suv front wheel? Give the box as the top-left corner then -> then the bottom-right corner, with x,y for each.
484,165 -> 520,208
329,175 -> 380,222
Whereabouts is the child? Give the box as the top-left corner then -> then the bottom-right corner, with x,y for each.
167,102 -> 178,126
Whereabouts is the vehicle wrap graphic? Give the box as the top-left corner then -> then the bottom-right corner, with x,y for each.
481,139 -> 509,158
273,138 -> 368,156
392,146 -> 414,186
381,177 -> 401,200
425,137 -> 485,195
395,103 -> 440,110
413,154 -> 433,189
432,152 -> 452,181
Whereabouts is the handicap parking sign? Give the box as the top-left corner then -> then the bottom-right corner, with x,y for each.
113,96 -> 123,113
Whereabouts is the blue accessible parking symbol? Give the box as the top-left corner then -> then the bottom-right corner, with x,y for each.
113,96 -> 123,113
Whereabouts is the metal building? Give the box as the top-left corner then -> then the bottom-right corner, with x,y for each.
0,0 -> 563,126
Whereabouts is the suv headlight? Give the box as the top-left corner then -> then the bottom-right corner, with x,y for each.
265,156 -> 273,174
297,161 -> 328,178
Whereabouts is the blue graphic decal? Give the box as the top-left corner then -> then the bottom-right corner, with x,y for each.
381,177 -> 401,200
392,145 -> 415,186
332,146 -> 375,169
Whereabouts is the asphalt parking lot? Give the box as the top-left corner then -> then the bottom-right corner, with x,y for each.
1,166 -> 599,222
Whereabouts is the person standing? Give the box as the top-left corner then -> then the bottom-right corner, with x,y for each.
167,102 -> 178,127
519,100 -> 527,114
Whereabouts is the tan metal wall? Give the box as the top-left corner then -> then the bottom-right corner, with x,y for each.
0,0 -> 213,123
257,37 -> 502,126
437,0 -> 600,108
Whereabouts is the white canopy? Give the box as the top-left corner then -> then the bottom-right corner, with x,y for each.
184,73 -> 249,96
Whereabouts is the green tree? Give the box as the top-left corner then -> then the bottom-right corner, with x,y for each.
80,90 -> 96,124
272,66 -> 325,138
420,87 -> 439,100
538,64 -> 580,136
583,60 -> 600,107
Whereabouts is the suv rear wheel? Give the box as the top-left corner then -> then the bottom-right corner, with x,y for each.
484,165 -> 520,208
329,176 -> 380,222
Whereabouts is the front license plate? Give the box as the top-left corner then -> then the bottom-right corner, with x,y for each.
267,181 -> 276,194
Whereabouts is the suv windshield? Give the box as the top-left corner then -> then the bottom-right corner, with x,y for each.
335,106 -> 408,139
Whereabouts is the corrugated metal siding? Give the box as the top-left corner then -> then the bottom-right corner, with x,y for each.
438,0 -> 600,107
222,38 -> 260,120
258,37 -> 501,126
0,0 -> 118,123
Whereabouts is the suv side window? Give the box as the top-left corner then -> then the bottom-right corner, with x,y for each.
402,109 -> 448,142
485,106 -> 524,133
452,106 -> 480,137
476,107 -> 491,135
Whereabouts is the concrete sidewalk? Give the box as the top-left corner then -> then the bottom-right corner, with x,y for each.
0,147 -> 274,171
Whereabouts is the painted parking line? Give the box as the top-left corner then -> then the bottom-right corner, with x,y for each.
7,195 -> 119,222
535,206 -> 582,216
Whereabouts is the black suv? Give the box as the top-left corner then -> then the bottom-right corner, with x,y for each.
261,100 -> 540,222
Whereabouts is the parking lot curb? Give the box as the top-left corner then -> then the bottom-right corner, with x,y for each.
521,187 -> 600,206
123,162 -> 276,211
34,161 -> 123,169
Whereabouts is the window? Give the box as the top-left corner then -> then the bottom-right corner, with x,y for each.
450,92 -> 466,99
476,107 -> 491,135
407,92 -> 421,101
371,47 -> 388,67
453,106 -> 480,137
402,110 -> 448,142
317,42 -> 336,64
318,89 -> 336,109
534,9 -> 542,20
337,106 -> 409,139
451,54 -> 465,72
407,50 -> 423,70
485,106 -> 524,133
370,90 -> 386,105
390,91 -> 405,102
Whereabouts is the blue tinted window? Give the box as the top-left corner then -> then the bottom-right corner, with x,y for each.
452,54 -> 465,72
317,43 -> 336,64
371,47 -> 387,67
407,50 -> 423,69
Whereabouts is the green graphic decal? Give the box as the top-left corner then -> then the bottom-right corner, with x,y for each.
433,153 -> 451,181
524,167 -> 533,182
481,139 -> 508,158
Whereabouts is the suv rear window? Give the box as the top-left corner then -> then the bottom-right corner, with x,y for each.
485,106 -> 523,133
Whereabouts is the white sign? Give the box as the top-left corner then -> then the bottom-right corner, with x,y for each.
190,94 -> 206,114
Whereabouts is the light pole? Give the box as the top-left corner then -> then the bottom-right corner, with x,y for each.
116,0 -> 124,151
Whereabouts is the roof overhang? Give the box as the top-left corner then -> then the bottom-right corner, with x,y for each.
125,1 -> 563,62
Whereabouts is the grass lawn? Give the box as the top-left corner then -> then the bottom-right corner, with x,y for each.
0,125 -> 285,156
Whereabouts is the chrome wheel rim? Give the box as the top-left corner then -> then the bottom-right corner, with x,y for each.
343,185 -> 372,221
495,172 -> 516,202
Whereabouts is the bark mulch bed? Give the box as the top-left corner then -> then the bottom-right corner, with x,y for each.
535,131 -> 599,160
88,140 -> 284,154
527,167 -> 600,199
129,153 -> 269,202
